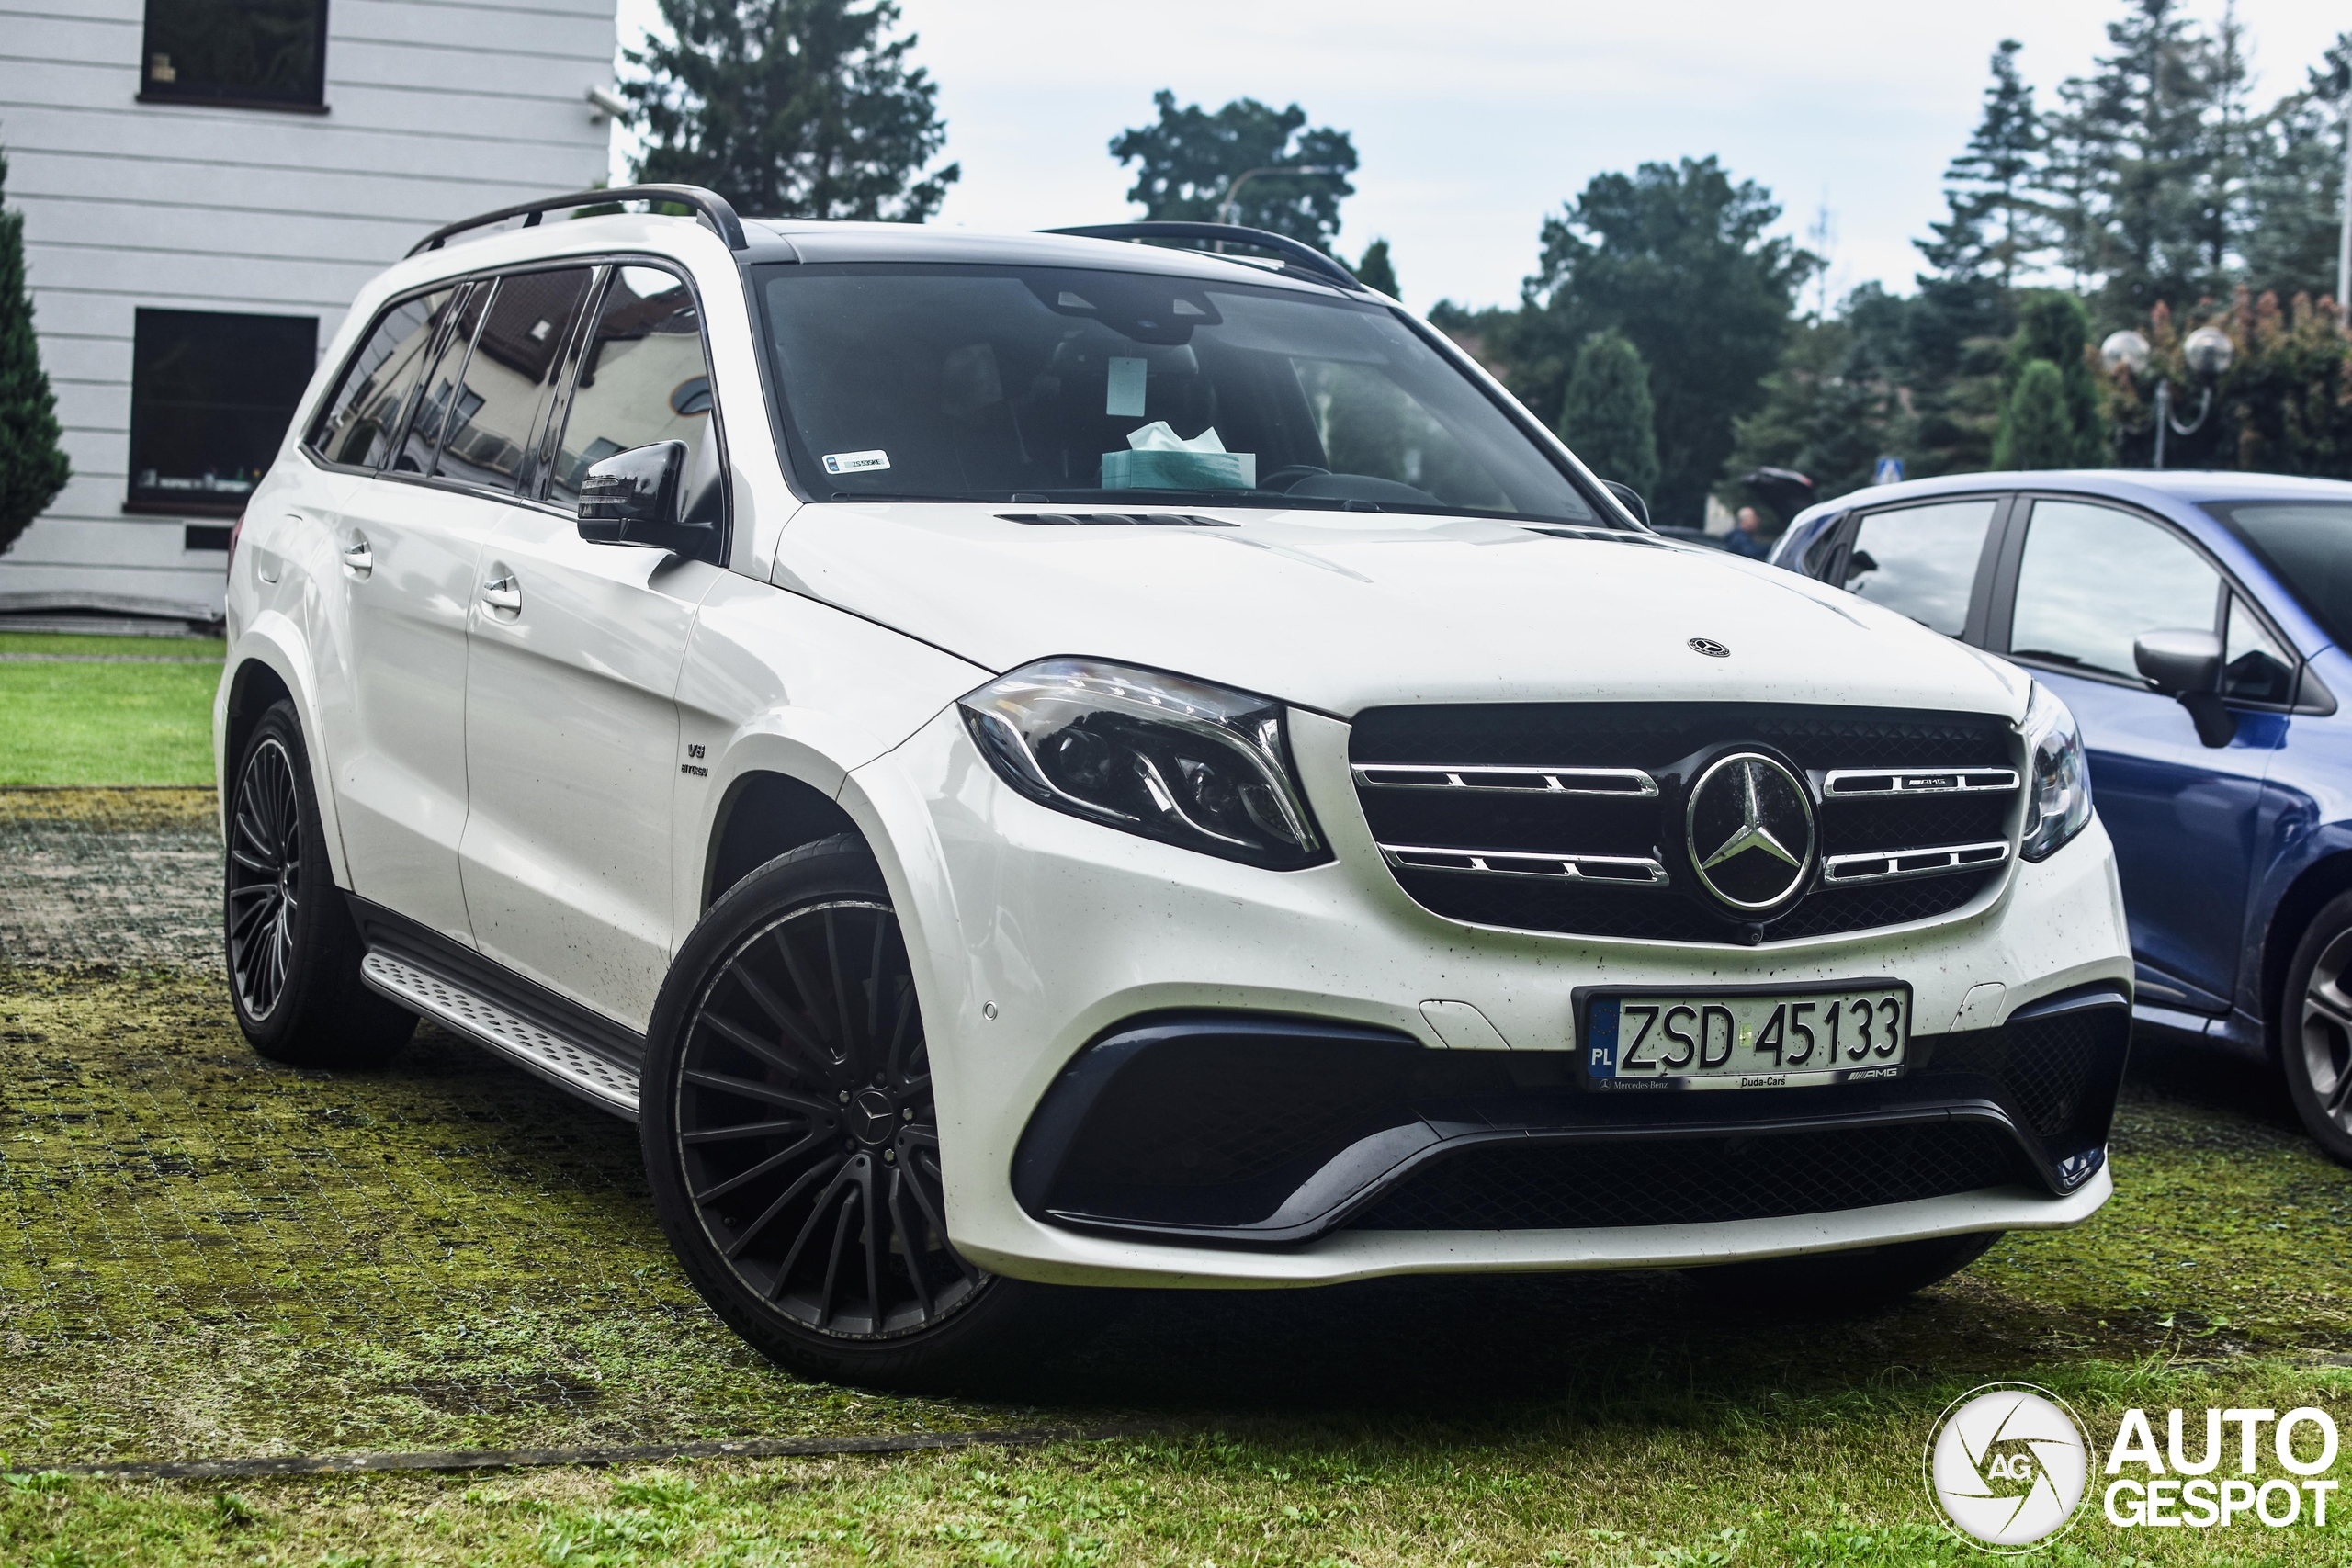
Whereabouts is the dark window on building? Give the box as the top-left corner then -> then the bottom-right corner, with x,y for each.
433,268 -> 594,493
307,287 -> 462,470
141,0 -> 328,109
129,309 -> 318,515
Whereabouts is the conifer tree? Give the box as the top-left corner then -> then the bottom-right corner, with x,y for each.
0,148 -> 69,558
1557,330 -> 1659,499
1994,360 -> 2079,469
625,0 -> 958,220
2002,292 -> 2107,465
1355,239 -> 1397,298
1918,40 -> 2057,289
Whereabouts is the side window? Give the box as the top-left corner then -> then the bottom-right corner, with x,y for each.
2223,596 -> 2297,705
549,265 -> 716,512
307,288 -> 458,470
1840,498 -> 1999,637
431,267 -> 594,493
391,285 -> 490,475
2007,500 -> 2220,681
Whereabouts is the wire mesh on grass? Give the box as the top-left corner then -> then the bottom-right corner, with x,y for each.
0,789 -> 221,969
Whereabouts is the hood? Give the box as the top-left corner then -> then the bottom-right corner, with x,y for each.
771,504 -> 2030,721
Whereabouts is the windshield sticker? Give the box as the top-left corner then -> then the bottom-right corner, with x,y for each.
822,449 -> 890,475
1105,357 -> 1148,419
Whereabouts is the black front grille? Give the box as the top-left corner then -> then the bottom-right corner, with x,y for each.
1351,702 -> 2017,942
1349,1122 -> 2033,1231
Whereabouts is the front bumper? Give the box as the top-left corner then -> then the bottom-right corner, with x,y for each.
856,706 -> 2132,1289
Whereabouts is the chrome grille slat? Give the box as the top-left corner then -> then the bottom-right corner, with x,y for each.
1822,767 -> 2020,797
1351,763 -> 1657,797
1820,840 -> 2011,887
1379,844 -> 1670,886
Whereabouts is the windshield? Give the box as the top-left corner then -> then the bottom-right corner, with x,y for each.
753,262 -> 1600,523
2208,502 -> 2352,649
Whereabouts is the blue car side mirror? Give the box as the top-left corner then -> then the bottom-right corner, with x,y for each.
2135,629 -> 2234,748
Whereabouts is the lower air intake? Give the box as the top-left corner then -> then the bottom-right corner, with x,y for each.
1348,1121 -> 2034,1231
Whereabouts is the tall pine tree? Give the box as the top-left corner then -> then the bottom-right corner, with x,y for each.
1919,40 -> 2057,289
2045,0 -> 2223,320
0,148 -> 69,558
625,0 -> 958,220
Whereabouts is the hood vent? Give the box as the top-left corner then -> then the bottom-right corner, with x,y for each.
999,512 -> 1238,528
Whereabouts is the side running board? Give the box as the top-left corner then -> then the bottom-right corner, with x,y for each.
359,951 -> 643,1120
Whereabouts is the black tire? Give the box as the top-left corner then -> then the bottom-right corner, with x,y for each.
224,700 -> 414,1067
1690,1231 -> 2002,1314
640,836 -> 1091,1390
2280,891 -> 2352,1165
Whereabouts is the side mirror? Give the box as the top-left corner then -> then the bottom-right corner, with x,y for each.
2134,628 -> 2234,748
578,441 -> 707,551
1600,480 -> 1650,528
2133,629 -> 2221,696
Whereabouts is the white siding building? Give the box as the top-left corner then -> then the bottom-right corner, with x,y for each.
2,0 -> 617,624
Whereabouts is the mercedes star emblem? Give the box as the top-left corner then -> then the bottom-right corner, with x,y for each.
1688,637 -> 1730,658
1685,752 -> 1815,911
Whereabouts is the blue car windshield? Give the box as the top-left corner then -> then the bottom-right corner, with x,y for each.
2209,502 -> 2352,649
752,262 -> 1600,524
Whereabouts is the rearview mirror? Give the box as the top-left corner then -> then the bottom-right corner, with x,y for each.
1600,480 -> 1650,528
2134,629 -> 2234,748
578,441 -> 708,551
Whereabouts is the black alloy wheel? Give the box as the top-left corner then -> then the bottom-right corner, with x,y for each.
227,731 -> 303,1021
223,700 -> 414,1066
643,838 -> 1085,1387
2282,891 -> 2352,1166
681,895 -> 978,1336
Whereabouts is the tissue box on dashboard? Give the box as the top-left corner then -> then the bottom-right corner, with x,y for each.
1100,448 -> 1257,491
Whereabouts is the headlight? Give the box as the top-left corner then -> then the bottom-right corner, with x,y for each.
2019,680 -> 2093,863
959,659 -> 1327,869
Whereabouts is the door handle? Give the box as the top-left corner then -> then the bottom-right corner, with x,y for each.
341,536 -> 372,578
481,574 -> 523,613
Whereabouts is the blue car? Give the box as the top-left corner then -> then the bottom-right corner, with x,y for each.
1771,470 -> 2352,1159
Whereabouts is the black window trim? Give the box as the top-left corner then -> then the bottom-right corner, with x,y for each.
308,254 -> 735,567
1988,489 -> 2318,715
137,0 -> 331,112
529,255 -> 734,562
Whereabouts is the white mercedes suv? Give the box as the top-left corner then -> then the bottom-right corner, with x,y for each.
215,185 -> 2132,1385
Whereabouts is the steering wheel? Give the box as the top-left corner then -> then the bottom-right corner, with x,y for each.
1256,465 -> 1330,492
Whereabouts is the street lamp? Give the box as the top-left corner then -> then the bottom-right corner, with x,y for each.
1216,166 -> 1347,227
2100,325 -> 2234,469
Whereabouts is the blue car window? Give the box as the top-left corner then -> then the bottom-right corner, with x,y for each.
2010,500 -> 2218,680
2224,596 -> 2297,705
1842,499 -> 1996,636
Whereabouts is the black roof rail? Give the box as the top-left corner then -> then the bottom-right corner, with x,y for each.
1041,221 -> 1364,292
407,183 -> 749,258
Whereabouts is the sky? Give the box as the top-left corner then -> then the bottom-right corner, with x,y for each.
609,0 -> 2346,314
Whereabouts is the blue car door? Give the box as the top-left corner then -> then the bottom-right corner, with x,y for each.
1991,495 -> 2280,1013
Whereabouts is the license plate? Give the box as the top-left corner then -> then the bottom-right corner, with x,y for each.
1582,985 -> 1910,1089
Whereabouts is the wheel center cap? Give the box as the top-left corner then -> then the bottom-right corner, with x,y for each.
848,1088 -> 897,1146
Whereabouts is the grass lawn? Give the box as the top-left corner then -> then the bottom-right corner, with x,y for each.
0,634 -> 222,786
3,959 -> 2351,1564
